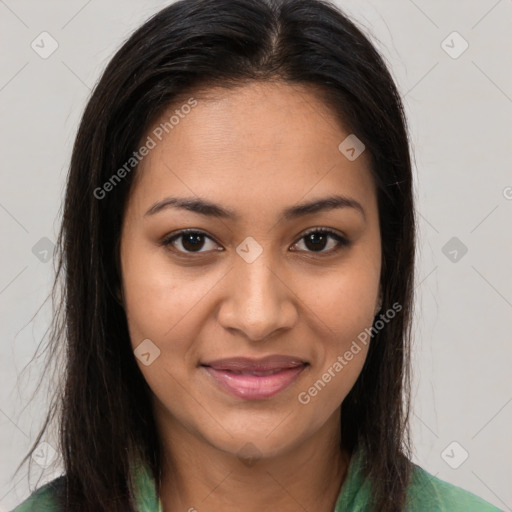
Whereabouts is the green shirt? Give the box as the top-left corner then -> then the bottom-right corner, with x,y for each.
11,447 -> 502,511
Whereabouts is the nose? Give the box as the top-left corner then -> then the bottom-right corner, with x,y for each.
217,252 -> 298,342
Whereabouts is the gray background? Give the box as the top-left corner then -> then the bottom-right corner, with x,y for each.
1,0 -> 511,510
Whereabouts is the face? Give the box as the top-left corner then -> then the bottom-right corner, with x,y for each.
120,81 -> 381,461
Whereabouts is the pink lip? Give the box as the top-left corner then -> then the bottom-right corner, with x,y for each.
201,355 -> 308,400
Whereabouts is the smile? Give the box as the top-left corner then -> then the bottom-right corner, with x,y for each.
201,355 -> 308,400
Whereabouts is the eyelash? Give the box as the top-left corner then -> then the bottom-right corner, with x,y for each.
161,227 -> 350,257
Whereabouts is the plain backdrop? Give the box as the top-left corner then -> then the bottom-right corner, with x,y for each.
0,1 -> 511,510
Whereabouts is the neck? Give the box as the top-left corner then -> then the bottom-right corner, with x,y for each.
156,410 -> 350,512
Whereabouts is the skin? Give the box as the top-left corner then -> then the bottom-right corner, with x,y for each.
120,81 -> 382,512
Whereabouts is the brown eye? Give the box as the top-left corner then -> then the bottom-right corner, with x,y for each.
162,230 -> 220,254
291,228 -> 349,254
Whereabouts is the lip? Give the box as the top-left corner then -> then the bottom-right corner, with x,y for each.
202,355 -> 307,372
201,355 -> 308,400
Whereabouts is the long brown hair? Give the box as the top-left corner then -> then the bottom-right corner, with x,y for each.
16,0 -> 415,510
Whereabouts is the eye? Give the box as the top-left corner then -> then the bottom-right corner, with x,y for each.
161,227 -> 350,257
290,228 -> 349,255
162,229 -> 221,254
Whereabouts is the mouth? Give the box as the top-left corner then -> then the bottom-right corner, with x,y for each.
200,355 -> 309,400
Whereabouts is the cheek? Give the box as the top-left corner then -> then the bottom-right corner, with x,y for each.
295,279 -> 373,414
309,290 -> 372,395
121,242 -> 207,351
121,254 -> 208,403
315,277 -> 376,329
304,255 -> 380,338
296,254 -> 379,405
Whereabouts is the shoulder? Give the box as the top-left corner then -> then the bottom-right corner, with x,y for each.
406,464 -> 503,511
9,476 -> 66,512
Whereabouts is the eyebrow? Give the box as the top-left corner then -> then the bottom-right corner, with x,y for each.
145,194 -> 366,222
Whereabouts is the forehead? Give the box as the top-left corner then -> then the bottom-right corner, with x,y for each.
129,81 -> 376,219
154,81 -> 352,157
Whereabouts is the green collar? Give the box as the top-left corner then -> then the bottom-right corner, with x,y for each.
130,458 -> 163,512
333,446 -> 371,511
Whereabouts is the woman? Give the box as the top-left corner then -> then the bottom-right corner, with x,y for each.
11,0 -> 501,511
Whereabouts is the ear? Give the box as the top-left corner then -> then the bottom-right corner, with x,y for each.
114,238 -> 125,308
114,283 -> 125,308
374,289 -> 383,316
